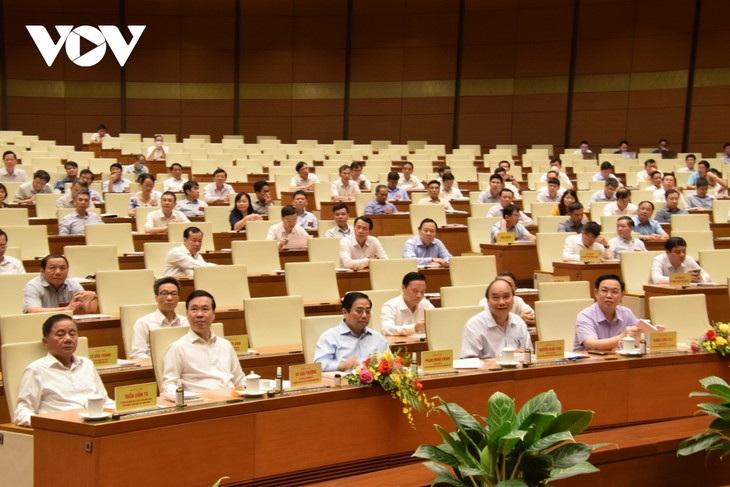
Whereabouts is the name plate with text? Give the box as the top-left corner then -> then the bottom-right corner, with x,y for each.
496,232 -> 516,244
669,273 -> 692,287
115,382 -> 157,412
535,340 -> 565,361
227,335 -> 249,355
89,345 -> 118,368
649,331 -> 677,351
289,363 -> 322,389
580,249 -> 601,263
421,349 -> 454,373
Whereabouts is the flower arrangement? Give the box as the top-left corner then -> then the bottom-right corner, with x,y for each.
693,322 -> 730,355
345,349 -> 433,426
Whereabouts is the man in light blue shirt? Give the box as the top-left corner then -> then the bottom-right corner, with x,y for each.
632,201 -> 668,242
313,292 -> 389,372
403,218 -> 451,267
386,171 -> 409,201
491,204 -> 535,243
685,178 -> 715,209
364,185 -> 398,215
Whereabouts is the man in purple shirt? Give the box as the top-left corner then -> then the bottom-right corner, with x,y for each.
573,274 -> 660,351
364,185 -> 398,215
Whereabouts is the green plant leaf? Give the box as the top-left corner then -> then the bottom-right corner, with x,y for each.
487,421 -> 514,452
441,399 -> 486,432
696,402 -> 730,419
549,443 -> 593,468
709,417 -> 730,430
517,390 -> 561,429
547,461 -> 600,481
488,391 -> 517,432
527,431 -> 574,453
522,412 -> 559,445
436,424 -> 478,468
413,444 -> 461,467
211,477 -> 229,487
678,432 -> 726,456
498,430 -> 527,455
497,480 -> 529,487
700,376 -> 730,399
544,410 -> 594,436
457,465 -> 490,479
520,453 -> 553,484
479,443 -> 494,475
423,461 -> 468,487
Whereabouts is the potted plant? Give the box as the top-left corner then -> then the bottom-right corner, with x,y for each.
414,390 -> 604,486
677,375 -> 730,459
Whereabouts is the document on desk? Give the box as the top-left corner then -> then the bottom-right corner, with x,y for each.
453,358 -> 483,369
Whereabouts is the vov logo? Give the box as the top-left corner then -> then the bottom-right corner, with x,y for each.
26,25 -> 146,67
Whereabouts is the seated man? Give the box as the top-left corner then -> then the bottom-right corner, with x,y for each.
493,167 -> 521,199
0,150 -> 27,182
440,172 -> 463,200
417,180 -> 454,210
266,205 -> 310,249
461,278 -> 532,359
491,204 -> 535,243
291,190 -> 318,230
539,157 -> 573,189
685,178 -> 715,209
477,271 -> 535,326
163,163 -> 187,192
55,179 -> 96,209
603,188 -> 637,216
0,228 -> 25,274
477,174 -> 503,204
349,161 -> 371,191
164,226 -> 215,277
78,169 -> 104,204
386,171 -> 410,201
313,292 -> 389,372
380,272 -> 435,336
104,163 -> 130,193
251,180 -> 274,216
574,274 -> 659,351
688,159 -> 727,190
535,176 -> 564,203
562,221 -> 612,262
146,135 -> 168,162
130,277 -> 188,359
176,181 -> 208,218
646,170 -> 663,193
403,218 -> 451,267
654,189 -> 687,223
613,139 -> 631,155
635,159 -> 661,186
592,161 -> 622,184
572,140 -> 592,155
557,202 -> 588,233
588,178 -> 619,209
338,216 -> 387,270
331,164 -> 359,202
398,161 -> 424,191
324,203 -> 353,238
203,168 -> 234,204
678,153 -> 697,173
124,154 -> 149,178
632,201 -> 668,242
608,216 -> 646,258
23,254 -> 98,314
161,290 -> 245,393
290,161 -> 320,191
90,124 -> 109,143
652,173 -> 686,206
53,161 -> 79,192
650,236 -> 710,284
486,189 -> 533,224
144,191 -> 190,234
14,169 -> 54,204
59,190 -> 104,235
363,184 -> 398,215
14,314 -> 111,426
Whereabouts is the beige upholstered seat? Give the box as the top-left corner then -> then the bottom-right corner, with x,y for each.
284,262 -> 339,303
231,240 -> 281,273
86,223 -> 136,256
301,315 -> 341,363
96,269 -> 156,314
538,281 -> 591,301
449,255 -> 497,287
425,306 -> 483,357
368,258 -> 417,290
535,298 -> 594,346
64,245 -> 119,278
193,265 -> 250,310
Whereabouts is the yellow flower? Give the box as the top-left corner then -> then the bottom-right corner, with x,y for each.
719,323 -> 729,334
716,336 -> 727,346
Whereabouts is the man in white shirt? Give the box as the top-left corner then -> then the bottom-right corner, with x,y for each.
650,237 -> 710,284
440,172 -> 463,200
572,140 -> 592,155
324,204 -> 353,238
349,161 -> 371,191
164,226 -> 215,277
130,277 -> 188,359
203,168 -> 234,204
161,290 -> 245,394
90,123 -> 109,143
13,170 -> 54,204
292,190 -> 318,230
14,314 -> 110,426
251,180 -> 274,216
562,221 -> 612,262
104,163 -> 131,193
635,159 -> 661,186
380,272 -> 434,336
678,154 -> 697,173
290,161 -> 320,191
176,181 -> 208,217
539,158 -> 573,189
685,178 -> 715,209
398,162 -> 424,191
338,216 -> 387,269
55,179 -> 96,209
266,205 -> 310,249
78,169 -> 104,204
494,167 -> 521,199
535,177 -> 565,203
486,189 -> 534,225
59,190 -> 104,235
146,135 -> 168,161
592,161 -> 622,185
608,216 -> 646,258
331,164 -> 359,201
603,188 -> 637,216
653,173 -> 686,206
163,163 -> 188,192
0,228 -> 25,274
417,180 -> 454,210
0,150 -> 27,182
145,191 -> 190,234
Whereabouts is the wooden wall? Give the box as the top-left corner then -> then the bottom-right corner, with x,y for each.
1,0 -> 729,154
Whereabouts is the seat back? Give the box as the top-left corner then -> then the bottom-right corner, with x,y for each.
168,222 -> 215,252
0,310 -> 73,345
96,269 -> 156,314
440,285 -> 486,308
0,208 -> 29,226
243,295 -> 304,347
143,242 -> 179,277
619,250 -> 663,295
670,213 -> 710,232
284,262 -> 339,302
538,281 -> 591,301
377,235 -> 409,259
193,265 -> 250,310
409,205 -> 446,234
245,220 -> 278,241
699,249 -> 730,283
64,245 -> 119,278
120,303 -> 158,359
670,230 -> 714,260
425,306 -> 483,357
368,258 -> 418,290
204,205 -> 232,233
353,288 -> 400,332
307,237 -> 341,264
535,298 -> 594,346
34,193 -> 60,219
0,274 -> 34,315
134,207 -> 158,234
2,225 -> 49,260
537,216 -> 568,233
467,216 -> 500,253
449,255 -> 497,286
712,199 -> 730,225
231,240 -> 281,273
103,193 -> 132,217
301,315 -> 341,363
536,232 -> 570,272
649,294 -> 710,344
86,223 -> 135,256
149,323 -> 223,389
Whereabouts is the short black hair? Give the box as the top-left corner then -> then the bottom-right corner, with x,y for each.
295,161 -> 308,172
442,172 -> 455,182
402,161 -> 414,169
498,188 -> 514,196
33,170 -> 51,182
502,203 -> 519,218
40,253 -> 68,270
695,177 -> 709,187
605,179 -> 619,188
253,180 -> 269,192
332,203 -> 348,214
547,177 -> 560,186
338,164 -> 350,174
183,180 -> 199,194
664,188 -> 679,198
183,226 -> 203,239
213,168 -> 227,177
600,161 -> 613,171
665,236 -> 687,252
292,189 -> 308,199
349,161 -> 363,170
3,150 -> 17,159
402,271 -> 426,288
427,180 -> 441,188
169,163 -> 182,170
354,215 -> 373,229
499,160 -> 510,168
617,216 -> 635,228
387,171 -> 400,181
489,173 -> 503,183
342,291 -> 371,311
485,277 -> 515,297
644,158 -> 656,167
638,200 -> 655,210
42,314 -> 76,338
615,188 -> 631,199
186,289 -> 216,311
0,228 -> 7,241
110,162 -> 123,171
161,191 -> 177,201
582,221 -> 601,237
374,184 -> 388,194
281,205 -> 297,217
568,202 -> 584,213
154,276 -> 181,294
64,161 -> 78,169
419,218 -> 437,229
595,274 -> 624,291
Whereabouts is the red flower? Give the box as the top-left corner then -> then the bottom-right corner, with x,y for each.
378,359 -> 392,375
395,356 -> 404,366
414,379 -> 423,392
690,342 -> 700,353
706,329 -> 717,340
363,357 -> 371,368
359,369 -> 374,384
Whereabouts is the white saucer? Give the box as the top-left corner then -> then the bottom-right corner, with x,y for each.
235,389 -> 269,397
495,361 -> 519,368
616,349 -> 643,356
79,412 -> 111,421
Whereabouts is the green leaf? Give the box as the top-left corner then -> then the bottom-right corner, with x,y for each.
487,421 -> 514,452
479,444 -> 494,475
520,453 -> 553,484
413,444 -> 461,467
457,465 -> 489,479
696,402 -> 730,419
700,376 -> 730,394
549,443 -> 593,468
422,462 -> 468,487
548,461 -> 600,481
435,424 -> 478,468
678,432 -> 727,456
498,430 -> 527,455
544,410 -> 594,437
521,412 -> 557,446
709,417 -> 730,430
488,391 -> 517,432
497,480 -> 529,487
527,431 -> 574,453
441,400 -> 486,432
211,477 -> 229,487
516,390 -> 561,429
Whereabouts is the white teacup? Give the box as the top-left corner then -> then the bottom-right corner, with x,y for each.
501,347 -> 515,363
620,337 -> 636,352
86,394 -> 105,417
246,371 -> 261,393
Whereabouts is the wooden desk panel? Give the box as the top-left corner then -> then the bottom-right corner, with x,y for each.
643,284 -> 730,323
437,226 -> 470,257
480,243 -> 538,287
552,261 -> 622,297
